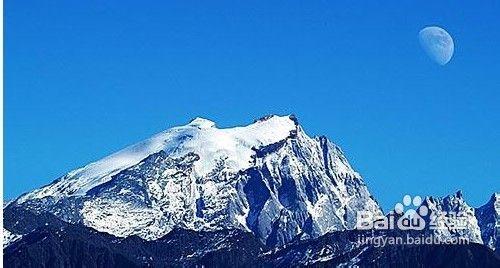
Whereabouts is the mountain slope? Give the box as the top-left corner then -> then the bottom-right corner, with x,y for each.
4,208 -> 264,268
476,193 -> 500,251
17,116 -> 296,202
5,220 -> 500,268
11,115 -> 381,246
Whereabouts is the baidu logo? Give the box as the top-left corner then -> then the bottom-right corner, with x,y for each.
356,194 -> 472,246
392,195 -> 428,230
394,195 -> 427,216
357,195 -> 428,231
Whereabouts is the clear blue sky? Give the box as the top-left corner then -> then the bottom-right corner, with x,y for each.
5,1 -> 500,210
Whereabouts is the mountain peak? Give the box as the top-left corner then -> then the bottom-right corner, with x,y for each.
422,191 -> 483,244
12,115 -> 381,246
18,114 -> 299,202
254,114 -> 298,125
188,117 -> 216,128
491,192 -> 500,202
476,192 -> 500,250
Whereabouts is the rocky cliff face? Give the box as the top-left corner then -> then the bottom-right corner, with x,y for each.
421,191 -> 483,244
476,193 -> 500,250
10,115 -> 381,246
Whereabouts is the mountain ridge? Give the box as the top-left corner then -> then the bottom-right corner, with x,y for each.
4,115 -> 499,266
4,208 -> 499,267
11,115 -> 381,246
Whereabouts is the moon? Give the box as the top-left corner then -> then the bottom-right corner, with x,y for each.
418,26 -> 454,65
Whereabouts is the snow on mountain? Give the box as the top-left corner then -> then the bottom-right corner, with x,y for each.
421,191 -> 483,244
12,115 -> 382,246
3,228 -> 22,248
476,193 -> 500,250
17,115 -> 296,202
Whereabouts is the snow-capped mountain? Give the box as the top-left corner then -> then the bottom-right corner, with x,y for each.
421,191 -> 483,244
476,193 -> 500,250
4,115 -> 500,267
12,115 -> 382,246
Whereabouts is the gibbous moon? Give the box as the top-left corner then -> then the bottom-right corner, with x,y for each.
418,26 -> 454,65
